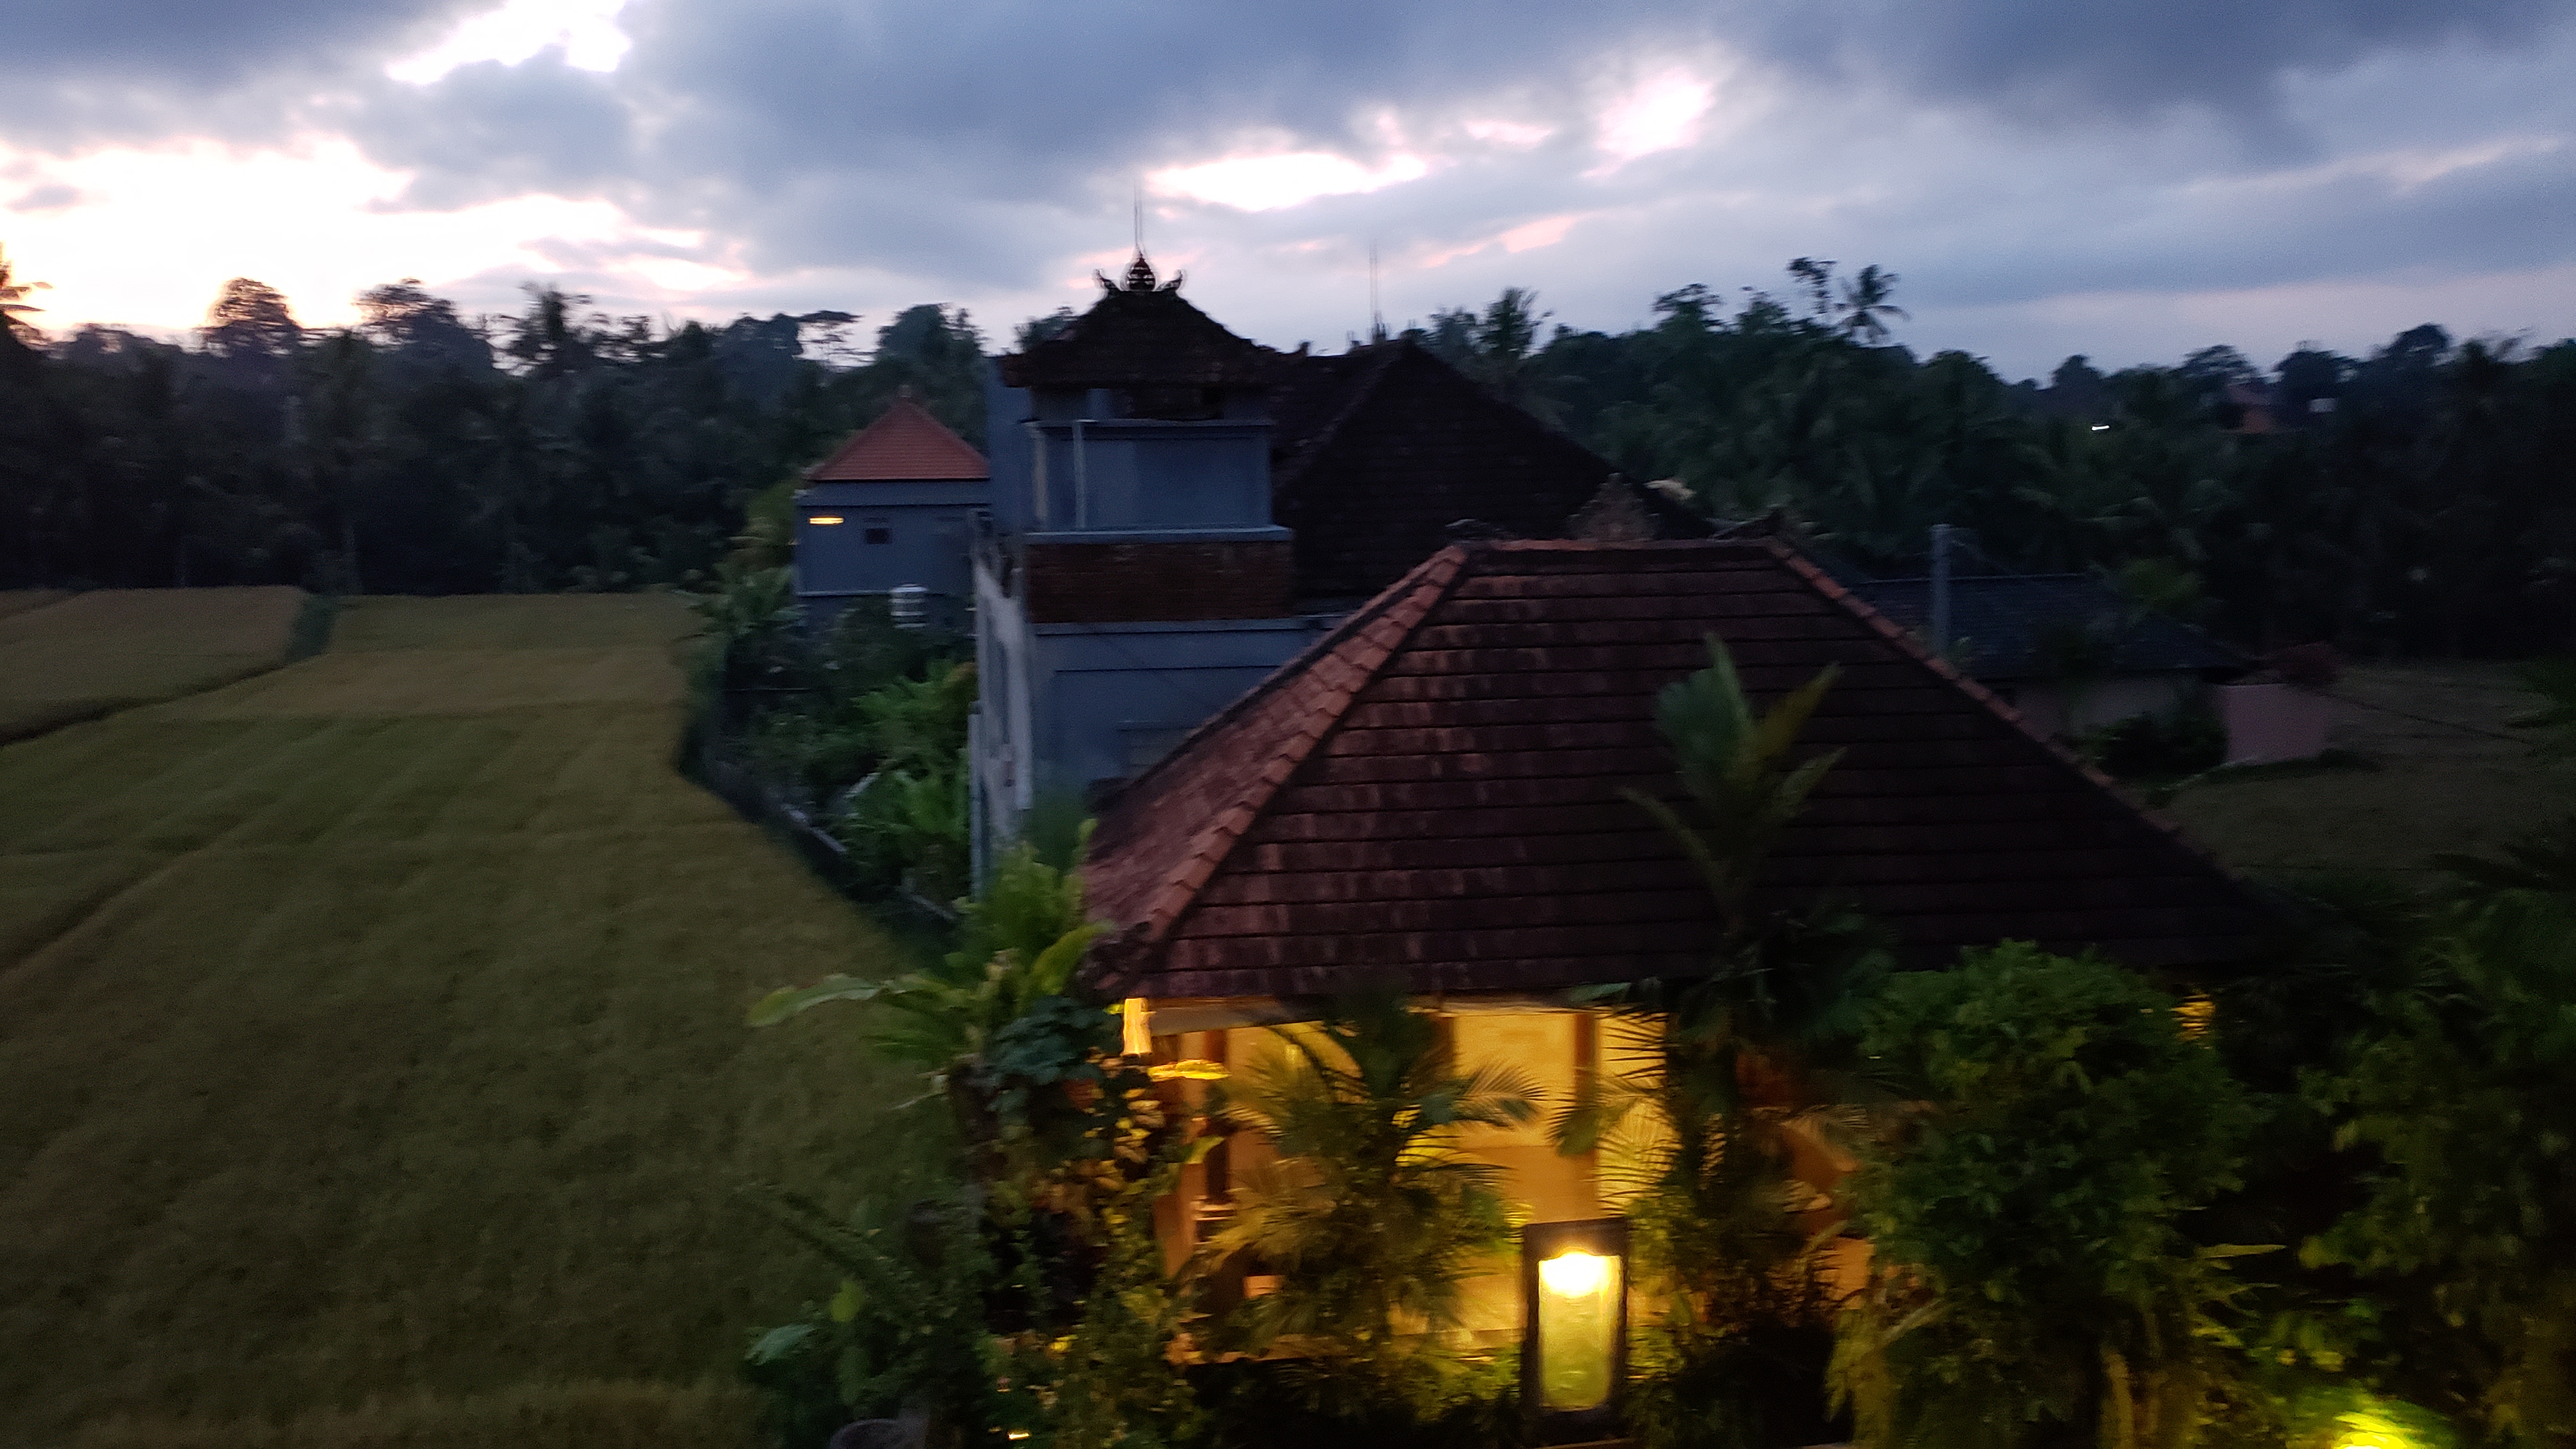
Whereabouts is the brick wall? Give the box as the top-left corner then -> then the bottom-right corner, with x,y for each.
1023,539 -> 1294,624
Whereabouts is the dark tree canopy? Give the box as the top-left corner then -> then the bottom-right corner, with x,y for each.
203,277 -> 301,360
3,259 -> 2571,661
0,274 -> 989,595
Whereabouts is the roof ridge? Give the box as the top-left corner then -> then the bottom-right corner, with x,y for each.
803,394 -> 987,481
1085,544 -> 1479,994
1273,342 -> 1409,486
1761,536 -> 2258,908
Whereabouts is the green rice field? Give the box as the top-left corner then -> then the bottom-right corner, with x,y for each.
2164,660 -> 2567,880
0,594 -> 912,1448
0,587 -> 310,742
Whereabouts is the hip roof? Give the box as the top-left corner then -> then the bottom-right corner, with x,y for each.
1082,538 -> 2269,1002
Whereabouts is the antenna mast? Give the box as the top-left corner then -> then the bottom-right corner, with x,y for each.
1368,242 -> 1384,342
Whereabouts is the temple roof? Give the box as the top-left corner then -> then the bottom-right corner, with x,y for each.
996,253 -> 1284,390
1081,538 -> 2270,1002
804,392 -> 987,482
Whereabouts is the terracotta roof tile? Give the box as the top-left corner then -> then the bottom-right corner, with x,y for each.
1084,539 -> 2271,1000
804,394 -> 988,482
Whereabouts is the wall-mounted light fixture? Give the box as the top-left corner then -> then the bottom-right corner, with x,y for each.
1521,1217 -> 1629,1441
808,514 -> 846,525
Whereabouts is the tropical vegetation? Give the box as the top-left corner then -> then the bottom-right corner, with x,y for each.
738,640 -> 2576,1449
0,267 -> 985,595
1425,261 -> 2576,659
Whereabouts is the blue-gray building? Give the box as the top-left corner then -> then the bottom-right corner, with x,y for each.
971,255 -> 1330,849
967,253 -> 1708,864
793,390 -> 986,632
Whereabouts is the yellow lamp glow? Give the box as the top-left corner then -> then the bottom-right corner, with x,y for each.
1539,1249 -> 1609,1298
1522,1220 -> 1629,1430
2333,1410 -> 2418,1449
809,515 -> 845,525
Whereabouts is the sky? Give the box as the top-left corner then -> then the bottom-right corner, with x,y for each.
4,0 -> 2573,380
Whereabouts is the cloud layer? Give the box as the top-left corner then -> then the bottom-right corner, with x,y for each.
5,0 -> 2572,376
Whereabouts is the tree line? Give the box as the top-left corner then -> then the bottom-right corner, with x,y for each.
7,246 -> 2573,660
0,250 -> 986,595
1422,261 -> 2576,657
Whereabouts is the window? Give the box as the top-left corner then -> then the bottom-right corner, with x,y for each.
863,521 -> 893,545
1121,724 -> 1192,772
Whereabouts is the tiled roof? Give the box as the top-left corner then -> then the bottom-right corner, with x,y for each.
1268,342 -> 1707,604
804,394 -> 988,482
1848,574 -> 2244,682
1082,539 -> 2269,1002
997,261 -> 1283,390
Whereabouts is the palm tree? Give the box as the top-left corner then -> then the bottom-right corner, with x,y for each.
1563,636 -> 1894,1448
0,245 -> 50,341
1834,266 -> 1909,346
1206,990 -> 1540,1375
1621,636 -> 1843,939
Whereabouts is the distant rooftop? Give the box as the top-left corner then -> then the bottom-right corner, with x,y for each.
803,392 -> 987,482
1265,339 -> 1708,605
995,252 -> 1284,392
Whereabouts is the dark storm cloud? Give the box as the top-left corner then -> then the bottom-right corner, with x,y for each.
341,56 -> 635,206
11,0 -> 2572,369
1738,0 -> 2565,123
300,0 -> 2572,291
2,0 -> 478,143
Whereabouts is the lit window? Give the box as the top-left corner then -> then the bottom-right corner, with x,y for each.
808,514 -> 845,525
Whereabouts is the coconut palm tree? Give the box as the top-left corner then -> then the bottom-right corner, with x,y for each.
1834,265 -> 1909,346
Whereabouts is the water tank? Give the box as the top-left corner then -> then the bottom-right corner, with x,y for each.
889,584 -> 929,631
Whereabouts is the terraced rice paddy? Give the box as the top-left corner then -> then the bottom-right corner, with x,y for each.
0,594 -> 915,1448
0,587 -> 309,741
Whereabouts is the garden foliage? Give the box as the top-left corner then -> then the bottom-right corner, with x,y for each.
1832,942 -> 2260,1449
1574,636 -> 1890,1448
2297,817 -> 2576,1443
690,573 -> 974,903
1207,993 -> 1537,1368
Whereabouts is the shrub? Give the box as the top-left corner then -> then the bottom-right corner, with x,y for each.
1832,942 -> 2259,1449
2094,705 -> 2227,779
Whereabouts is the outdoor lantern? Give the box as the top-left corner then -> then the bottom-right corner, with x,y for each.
1521,1217 -> 1629,1441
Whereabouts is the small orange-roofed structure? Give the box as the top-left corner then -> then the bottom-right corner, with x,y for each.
794,390 -> 986,631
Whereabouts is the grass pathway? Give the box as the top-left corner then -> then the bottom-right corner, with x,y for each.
0,595 -> 912,1448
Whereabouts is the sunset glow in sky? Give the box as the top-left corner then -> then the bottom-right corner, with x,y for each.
7,0 -> 2573,374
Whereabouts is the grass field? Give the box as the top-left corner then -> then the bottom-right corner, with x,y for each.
0,594 -> 919,1448
2164,660 -> 2568,880
0,587 -> 309,742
